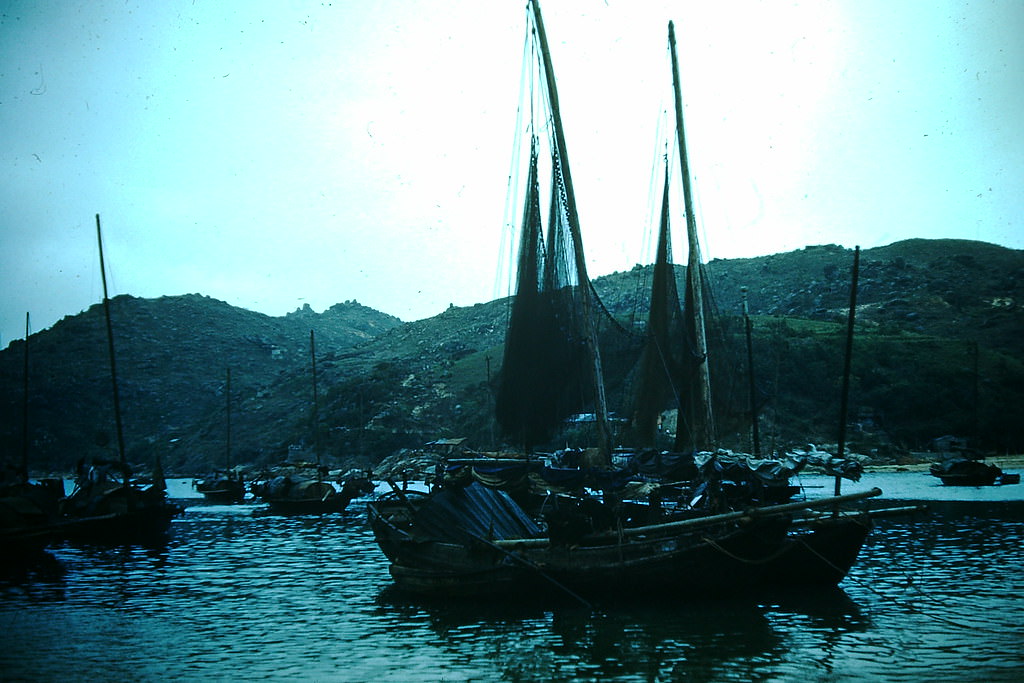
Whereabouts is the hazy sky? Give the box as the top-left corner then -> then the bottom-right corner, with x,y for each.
2,0 -> 1022,347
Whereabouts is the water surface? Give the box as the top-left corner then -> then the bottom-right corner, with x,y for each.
2,477 -> 1022,681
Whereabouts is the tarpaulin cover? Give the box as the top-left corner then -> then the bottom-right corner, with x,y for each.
411,482 -> 543,543
629,449 -> 699,479
446,461 -> 636,493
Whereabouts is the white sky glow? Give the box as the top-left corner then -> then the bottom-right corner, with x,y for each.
2,0 -> 1022,346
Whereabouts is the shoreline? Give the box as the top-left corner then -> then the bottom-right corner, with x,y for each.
862,453 -> 1024,473
31,454 -> 1024,482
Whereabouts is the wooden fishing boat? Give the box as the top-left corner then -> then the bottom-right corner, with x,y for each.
0,314 -> 68,554
252,331 -> 371,513
367,4 -> 903,601
253,471 -> 362,514
368,482 -> 888,601
0,479 -> 66,554
195,369 -> 246,503
59,473 -> 182,543
57,215 -> 183,542
929,457 -> 1018,486
195,469 -> 246,503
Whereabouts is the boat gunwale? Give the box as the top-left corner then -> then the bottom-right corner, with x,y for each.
491,487 -> 882,548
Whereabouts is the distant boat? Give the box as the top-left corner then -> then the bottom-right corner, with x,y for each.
926,361 -> 1020,488
58,215 -> 183,542
195,469 -> 246,503
929,456 -> 1019,486
251,466 -> 363,514
195,368 -> 246,503
252,330 -> 370,513
366,4 -> 908,601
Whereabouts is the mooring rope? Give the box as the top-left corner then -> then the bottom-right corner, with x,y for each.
702,510 -> 1006,633
799,536 -> 1008,634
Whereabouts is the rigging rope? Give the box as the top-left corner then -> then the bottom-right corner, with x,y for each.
701,533 -> 792,565
798,525 -> 1010,635
700,512 -> 1003,633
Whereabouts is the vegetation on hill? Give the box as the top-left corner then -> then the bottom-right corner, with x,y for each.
2,239 -> 1022,477
0,294 -> 401,475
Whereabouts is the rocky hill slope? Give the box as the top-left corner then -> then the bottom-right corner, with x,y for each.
2,239 -> 1021,476
0,294 -> 401,475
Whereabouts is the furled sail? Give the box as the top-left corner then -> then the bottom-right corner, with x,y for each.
495,140 -> 592,451
630,21 -> 721,454
494,0 -> 610,456
631,165 -> 686,448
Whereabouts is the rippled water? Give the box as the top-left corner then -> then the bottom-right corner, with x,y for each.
2,477 -> 1023,682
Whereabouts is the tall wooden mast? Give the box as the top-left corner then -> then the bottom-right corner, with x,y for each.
669,21 -> 716,449
96,214 -> 128,482
310,329 -> 321,470
225,367 -> 232,470
529,0 -> 611,460
21,312 -> 29,483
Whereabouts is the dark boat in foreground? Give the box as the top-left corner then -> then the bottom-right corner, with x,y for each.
1,313 -> 68,554
60,464 -> 182,543
366,5 -> 915,602
0,479 -> 66,554
368,481 -> 913,601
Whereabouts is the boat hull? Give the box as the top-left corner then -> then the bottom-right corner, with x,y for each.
264,495 -> 352,514
928,458 -> 1018,486
59,482 -> 183,544
196,474 -> 246,503
197,485 -> 246,504
58,503 -> 183,544
368,499 -> 872,601
4,499 -> 182,550
760,514 -> 873,586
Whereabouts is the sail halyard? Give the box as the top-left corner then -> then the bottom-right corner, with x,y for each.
528,0 -> 611,461
669,21 -> 716,451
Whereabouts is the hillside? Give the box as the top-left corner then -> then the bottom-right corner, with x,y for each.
2,239 -> 1022,476
0,294 -> 402,475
